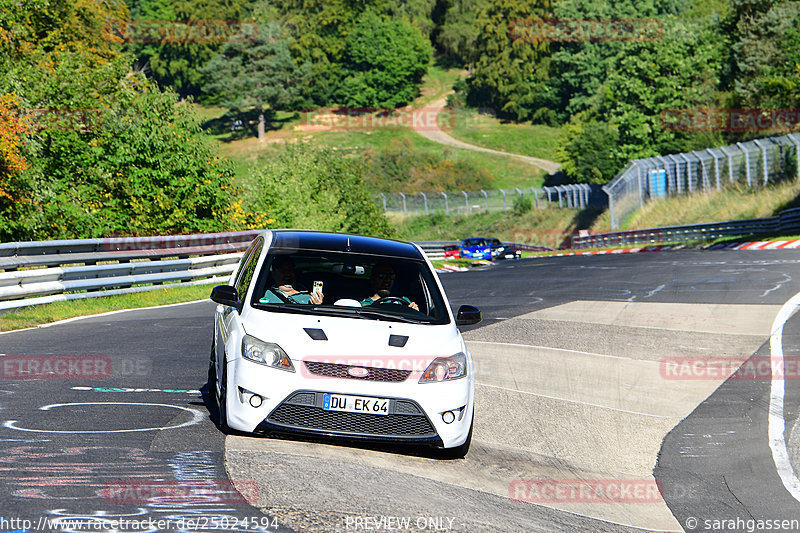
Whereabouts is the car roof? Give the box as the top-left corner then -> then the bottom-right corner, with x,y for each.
264,230 -> 424,260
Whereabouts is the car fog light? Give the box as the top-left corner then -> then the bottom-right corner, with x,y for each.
442,411 -> 456,424
249,394 -> 263,408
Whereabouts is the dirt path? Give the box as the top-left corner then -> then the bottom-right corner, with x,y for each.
413,97 -> 562,175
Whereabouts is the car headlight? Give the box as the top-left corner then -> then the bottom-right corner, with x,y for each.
419,353 -> 467,383
241,335 -> 294,372
497,247 -> 504,252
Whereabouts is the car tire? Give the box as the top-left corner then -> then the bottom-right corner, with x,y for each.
439,413 -> 473,459
208,342 -> 217,402
215,350 -> 231,434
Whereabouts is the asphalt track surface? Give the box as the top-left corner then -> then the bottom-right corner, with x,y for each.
1,249 -> 800,532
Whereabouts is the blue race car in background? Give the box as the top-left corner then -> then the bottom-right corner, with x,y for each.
459,238 -> 493,260
460,238 -> 522,260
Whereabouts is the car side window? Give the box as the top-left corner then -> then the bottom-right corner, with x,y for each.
234,239 -> 263,298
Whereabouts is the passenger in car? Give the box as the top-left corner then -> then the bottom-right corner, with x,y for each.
260,256 -> 324,304
360,263 -> 419,310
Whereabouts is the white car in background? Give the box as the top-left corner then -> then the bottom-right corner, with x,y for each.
208,230 -> 481,457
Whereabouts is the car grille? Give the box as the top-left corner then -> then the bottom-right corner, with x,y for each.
263,392 -> 436,438
304,361 -> 411,382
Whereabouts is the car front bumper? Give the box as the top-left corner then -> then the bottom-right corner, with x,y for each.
224,357 -> 474,448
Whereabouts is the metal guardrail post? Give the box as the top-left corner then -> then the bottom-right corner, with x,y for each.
500,189 -> 507,210
420,192 -> 428,215
379,193 -> 387,211
441,192 -> 449,215
462,190 -> 469,214
481,189 -> 488,212
399,192 -> 407,215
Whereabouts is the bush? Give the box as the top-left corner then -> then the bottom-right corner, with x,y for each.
244,143 -> 394,237
361,137 -> 493,192
14,76 -> 240,240
513,195 -> 532,215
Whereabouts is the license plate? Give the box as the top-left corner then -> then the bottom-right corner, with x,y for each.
322,394 -> 389,415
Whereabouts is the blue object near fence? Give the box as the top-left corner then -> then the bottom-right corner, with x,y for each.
649,169 -> 667,198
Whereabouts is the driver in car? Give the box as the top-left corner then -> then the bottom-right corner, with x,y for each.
360,263 -> 419,310
260,256 -> 324,305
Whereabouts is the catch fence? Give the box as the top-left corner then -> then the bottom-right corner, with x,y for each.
603,133 -> 800,230
379,184 -> 594,216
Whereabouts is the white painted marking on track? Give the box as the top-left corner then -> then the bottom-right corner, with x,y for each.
467,340 -> 646,362
769,291 -> 800,501
3,402 -> 204,433
0,298 -> 210,335
476,382 -> 678,419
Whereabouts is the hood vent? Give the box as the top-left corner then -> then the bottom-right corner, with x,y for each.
304,328 -> 328,341
388,334 -> 408,347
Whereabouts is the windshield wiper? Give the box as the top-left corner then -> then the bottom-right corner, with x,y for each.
352,309 -> 427,324
252,303 -> 337,317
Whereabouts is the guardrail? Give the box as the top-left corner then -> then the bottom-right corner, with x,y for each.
570,206 -> 800,248
0,233 -> 546,312
0,231 -> 261,312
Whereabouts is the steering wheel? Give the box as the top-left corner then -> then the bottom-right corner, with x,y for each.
372,296 -> 409,306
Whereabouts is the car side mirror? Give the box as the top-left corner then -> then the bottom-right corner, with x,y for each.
211,285 -> 242,311
455,305 -> 481,326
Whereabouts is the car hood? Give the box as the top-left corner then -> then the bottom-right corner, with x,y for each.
242,309 -> 463,364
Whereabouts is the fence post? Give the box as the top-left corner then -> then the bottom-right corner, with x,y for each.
721,146 -> 735,183
441,192 -> 449,215
500,189 -> 507,210
399,192 -> 407,215
606,186 -> 617,229
481,189 -> 488,212
637,164 -> 644,208
379,193 -> 387,211
658,156 -> 673,193
707,148 -> 721,191
790,134 -> 800,182
736,142 -> 751,186
420,192 -> 428,215
753,139 -> 769,185
461,190 -> 469,214
680,154 -> 693,193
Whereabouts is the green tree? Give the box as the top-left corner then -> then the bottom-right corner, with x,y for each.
202,21 -> 310,140
558,16 -> 725,183
0,0 -> 241,240
336,11 -> 432,109
731,0 -> 800,109
244,143 -> 395,237
436,0 -> 489,64
125,0 -> 253,97
465,0 -> 553,122
558,117 -> 624,184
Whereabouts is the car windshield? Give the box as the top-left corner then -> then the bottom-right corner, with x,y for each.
463,238 -> 485,247
250,250 -> 450,325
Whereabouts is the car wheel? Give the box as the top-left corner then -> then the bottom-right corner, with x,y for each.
439,413 -> 473,459
207,342 -> 217,402
217,354 -> 231,434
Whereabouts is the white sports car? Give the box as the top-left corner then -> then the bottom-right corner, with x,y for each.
209,230 -> 481,457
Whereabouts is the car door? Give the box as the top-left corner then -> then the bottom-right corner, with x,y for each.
215,237 -> 263,382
